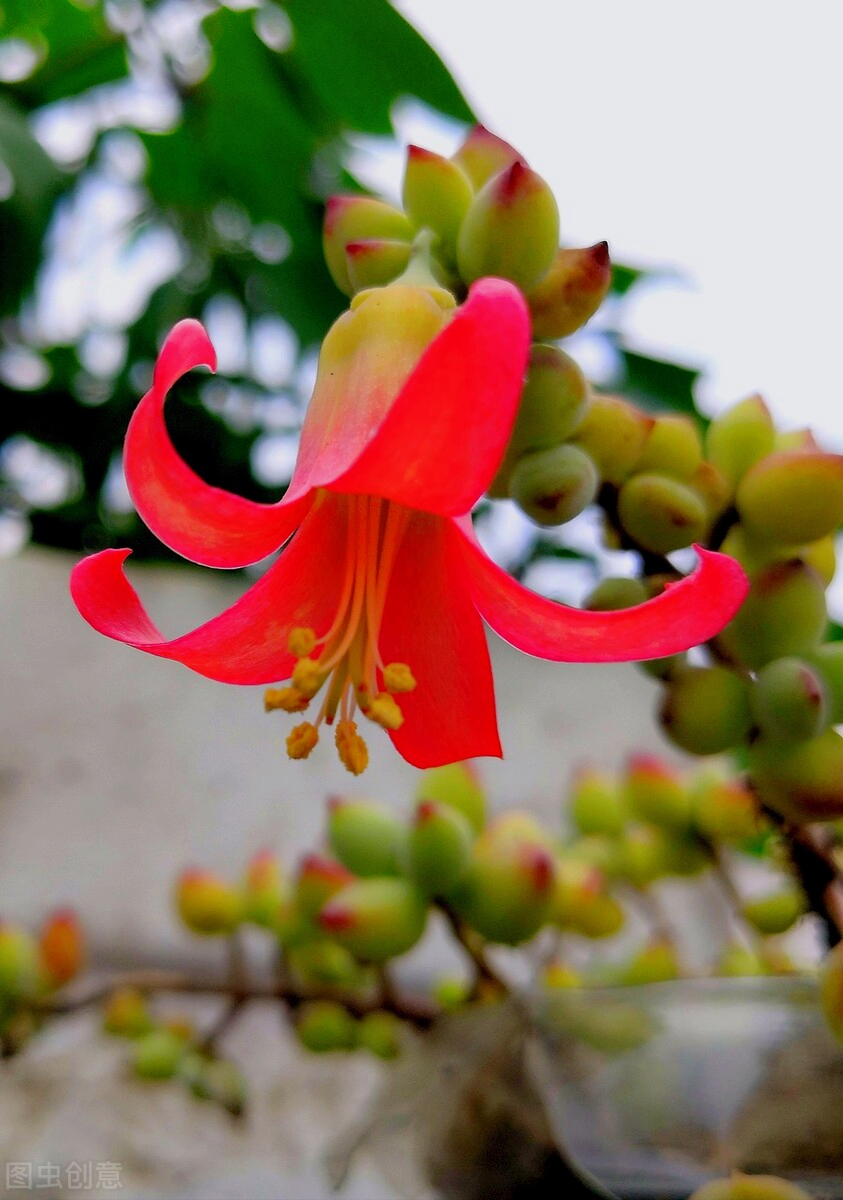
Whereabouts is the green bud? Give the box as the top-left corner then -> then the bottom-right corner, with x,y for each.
295,1000 -> 358,1053
102,987 -> 155,1039
510,443 -> 599,527
451,124 -> 522,189
319,878 -> 428,962
717,942 -> 768,977
716,560 -> 827,670
402,145 -> 473,260
614,824 -> 665,888
131,1029 -> 186,1081
190,1057 -> 248,1117
742,888 -> 806,935
432,975 -> 471,1011
0,925 -> 39,1001
416,762 -> 486,832
175,869 -> 242,936
737,450 -> 843,545
625,754 -> 692,831
687,1172 -> 812,1200
287,939 -> 364,988
571,394 -> 653,485
548,859 -> 622,937
584,577 -> 648,612
749,728 -> 843,822
657,831 -> 710,877
637,415 -> 703,481
565,835 -> 621,877
617,472 -> 708,555
688,460 -> 731,522
242,849 -> 286,929
404,799 -> 473,895
526,242 -> 612,339
721,526 -> 837,587
569,766 -> 627,837
357,1010 -> 402,1060
345,238 -> 411,292
705,393 -> 776,490
323,196 -> 413,296
618,938 -> 681,985
692,774 -> 761,844
659,666 -> 754,756
751,656 -> 829,742
327,797 -> 406,878
456,161 -> 559,291
294,853 -> 356,921
806,642 -> 843,722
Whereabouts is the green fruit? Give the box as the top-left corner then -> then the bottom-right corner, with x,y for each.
457,161 -> 559,290
510,443 -> 599,526
432,975 -> 471,1010
131,1029 -> 186,1081
584,577 -> 648,612
736,450 -> 843,545
357,1011 -> 402,1060
569,767 -> 627,837
659,666 -> 754,756
637,414 -> 703,480
687,1172 -> 812,1200
625,754 -> 692,830
327,797 -> 406,878
750,657 -> 829,742
571,395 -> 652,485
405,799 -> 473,895
717,560 -> 827,670
742,889 -> 806,935
415,763 -> 486,832
617,472 -> 708,554
657,832 -> 710,877
319,878 -> 428,963
295,1001 -> 358,1053
322,196 -> 413,296
748,728 -> 843,821
526,242 -> 612,340
704,393 -> 776,489
402,144 -> 473,255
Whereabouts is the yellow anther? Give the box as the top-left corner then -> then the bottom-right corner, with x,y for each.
286,722 -> 319,760
383,662 -> 416,694
291,657 -> 325,699
368,693 -> 404,731
335,720 -> 369,776
287,627 -> 317,658
264,686 -> 309,714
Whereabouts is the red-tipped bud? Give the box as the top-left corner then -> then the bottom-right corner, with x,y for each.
625,754 -> 692,830
737,450 -> 843,546
322,195 -> 413,296
692,773 -> 762,844
175,868 -> 242,936
414,762 -> 487,832
318,878 -> 428,963
405,799 -> 474,895
402,144 -> 473,258
242,849 -> 287,930
38,908 -> 85,988
749,728 -> 843,822
705,393 -> 776,490
716,560 -> 827,670
294,852 -> 356,921
327,797 -> 406,878
526,242 -> 612,339
345,238 -> 411,292
451,124 -> 523,189
102,987 -> 155,1038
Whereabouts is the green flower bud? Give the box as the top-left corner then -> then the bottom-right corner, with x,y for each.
295,1000 -> 358,1053
456,161 -> 559,291
0,925 -> 40,1002
657,832 -> 710,877
323,196 -> 413,296
618,938 -> 681,985
614,824 -> 665,888
584,576 -> 648,612
717,942 -> 768,977
405,799 -> 473,895
705,393 -> 776,490
571,394 -> 653,485
102,987 -> 155,1039
569,766 -> 627,837
319,878 -> 428,962
131,1028 -> 186,1081
776,427 -> 820,453
175,869 -> 242,936
402,145 -> 473,260
737,450 -> 843,545
540,960 -> 582,989
692,774 -> 761,844
294,853 -> 356,921
716,560 -> 827,670
806,642 -> 843,722
287,939 -> 364,988
565,835 -> 622,877
415,762 -> 486,832
625,754 -> 692,831
242,849 -> 286,929
327,797 -> 406,878
751,656 -> 829,742
637,415 -> 704,481
688,460 -> 731,521
749,728 -> 843,822
742,888 -> 806,935
451,124 -> 522,189
526,242 -> 612,339
510,443 -> 599,527
489,343 -> 590,498
357,1010 -> 402,1060
617,472 -> 708,554
688,1172 -> 812,1200
548,859 -> 621,937
432,975 -> 471,1011
345,238 -> 411,292
659,666 -> 754,756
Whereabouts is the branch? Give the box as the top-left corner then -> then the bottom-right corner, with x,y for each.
437,900 -> 509,999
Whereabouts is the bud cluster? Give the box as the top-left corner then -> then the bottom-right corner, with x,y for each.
0,909 -> 84,1055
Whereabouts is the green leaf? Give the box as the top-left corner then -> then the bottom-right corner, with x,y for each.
617,346 -> 704,420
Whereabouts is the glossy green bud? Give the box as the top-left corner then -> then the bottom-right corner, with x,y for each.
402,145 -> 473,259
571,395 -> 653,485
569,766 -> 627,837
705,394 -> 776,490
736,450 -> 843,545
345,238 -> 411,292
489,343 -> 590,498
319,878 -> 428,962
689,460 -> 731,522
565,835 -> 621,877
688,1172 -> 812,1200
614,824 -> 665,888
456,161 -> 559,291
548,859 -> 621,937
717,560 -> 827,670
584,577 -> 648,612
451,124 -> 522,189
820,940 -> 843,1041
416,762 -> 486,832
327,797 -> 406,878
749,728 -> 843,821
242,848 -> 286,929
693,774 -> 761,844
357,1010 -> 402,1060
625,754 -> 692,831
294,853 -> 356,921
103,987 -> 155,1038
618,938 -> 681,985
131,1029 -> 185,1080
0,925 -> 40,1001
405,799 -> 473,895
526,242 -> 612,339
742,888 -> 806,935
659,666 -> 754,756
323,196 -> 413,296
806,642 -> 843,722
295,1001 -> 357,1053
637,415 -> 703,481
175,869 -> 242,936
617,472 -> 708,554
510,443 -> 599,527
751,656 -> 829,742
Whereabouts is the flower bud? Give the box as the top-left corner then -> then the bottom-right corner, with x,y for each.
176,869 -> 242,936
571,394 -> 653,485
294,853 -> 356,921
625,754 -> 692,831
689,460 -> 731,522
510,443 -> 599,527
614,824 -> 665,888
617,472 -> 708,554
742,888 -> 806,936
102,987 -> 155,1038
357,1010 -> 402,1060
38,908 -> 85,988
415,762 -> 486,832
687,1173 -> 812,1200
456,161 -> 560,291
637,415 -> 704,481
319,878 -> 428,962
526,242 -> 612,339
345,238 -> 411,292
287,939 -> 365,988
541,961 -> 582,990
692,774 -> 761,844
716,560 -> 827,670
717,942 -> 767,977
402,145 -> 473,259
323,196 -> 413,296
806,642 -> 843,723
0,924 -> 40,1001
327,797 -> 406,878
549,860 -> 624,939
750,656 -> 829,742
131,1028 -> 186,1080
569,767 -> 627,837
295,1000 -> 358,1053
451,124 -> 522,189
750,728 -> 843,821
705,394 -> 776,489
242,849 -> 286,929
659,666 -> 754,756
618,938 -> 681,985
584,577 -> 649,612
405,799 -> 473,895
776,427 -> 820,453
736,450 -> 843,546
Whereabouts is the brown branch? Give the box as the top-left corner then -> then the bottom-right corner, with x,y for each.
437,900 -> 509,999
757,804 -> 843,949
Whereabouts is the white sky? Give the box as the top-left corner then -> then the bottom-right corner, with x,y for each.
394,0 -> 843,447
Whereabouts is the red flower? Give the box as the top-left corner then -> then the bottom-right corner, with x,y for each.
71,280 -> 747,772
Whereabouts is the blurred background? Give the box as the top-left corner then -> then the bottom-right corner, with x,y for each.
0,1 -> 841,1196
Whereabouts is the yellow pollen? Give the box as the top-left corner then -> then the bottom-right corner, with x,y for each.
368,693 -> 404,731
288,627 -> 317,657
335,719 -> 369,775
287,722 -> 319,760
265,686 -> 309,714
383,662 -> 416,694
291,657 -> 325,699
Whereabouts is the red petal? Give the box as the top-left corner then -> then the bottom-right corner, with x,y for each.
125,319 -> 308,569
455,522 -> 749,662
69,493 -> 351,684
377,513 -> 502,768
333,279 -> 530,514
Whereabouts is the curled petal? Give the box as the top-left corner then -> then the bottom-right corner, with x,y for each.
454,521 -> 749,662
378,512 -> 502,768
125,319 -> 307,569
69,493 -> 349,685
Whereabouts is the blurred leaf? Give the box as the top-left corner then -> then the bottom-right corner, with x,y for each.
617,347 -> 703,420
610,262 -> 646,296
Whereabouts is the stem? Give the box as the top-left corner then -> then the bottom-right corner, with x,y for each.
437,900 -> 509,999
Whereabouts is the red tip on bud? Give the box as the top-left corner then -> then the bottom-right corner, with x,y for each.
415,799 -> 438,824
627,752 -> 677,781
39,908 -> 85,987
326,795 -> 346,813
319,904 -> 356,933
521,846 -> 555,895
